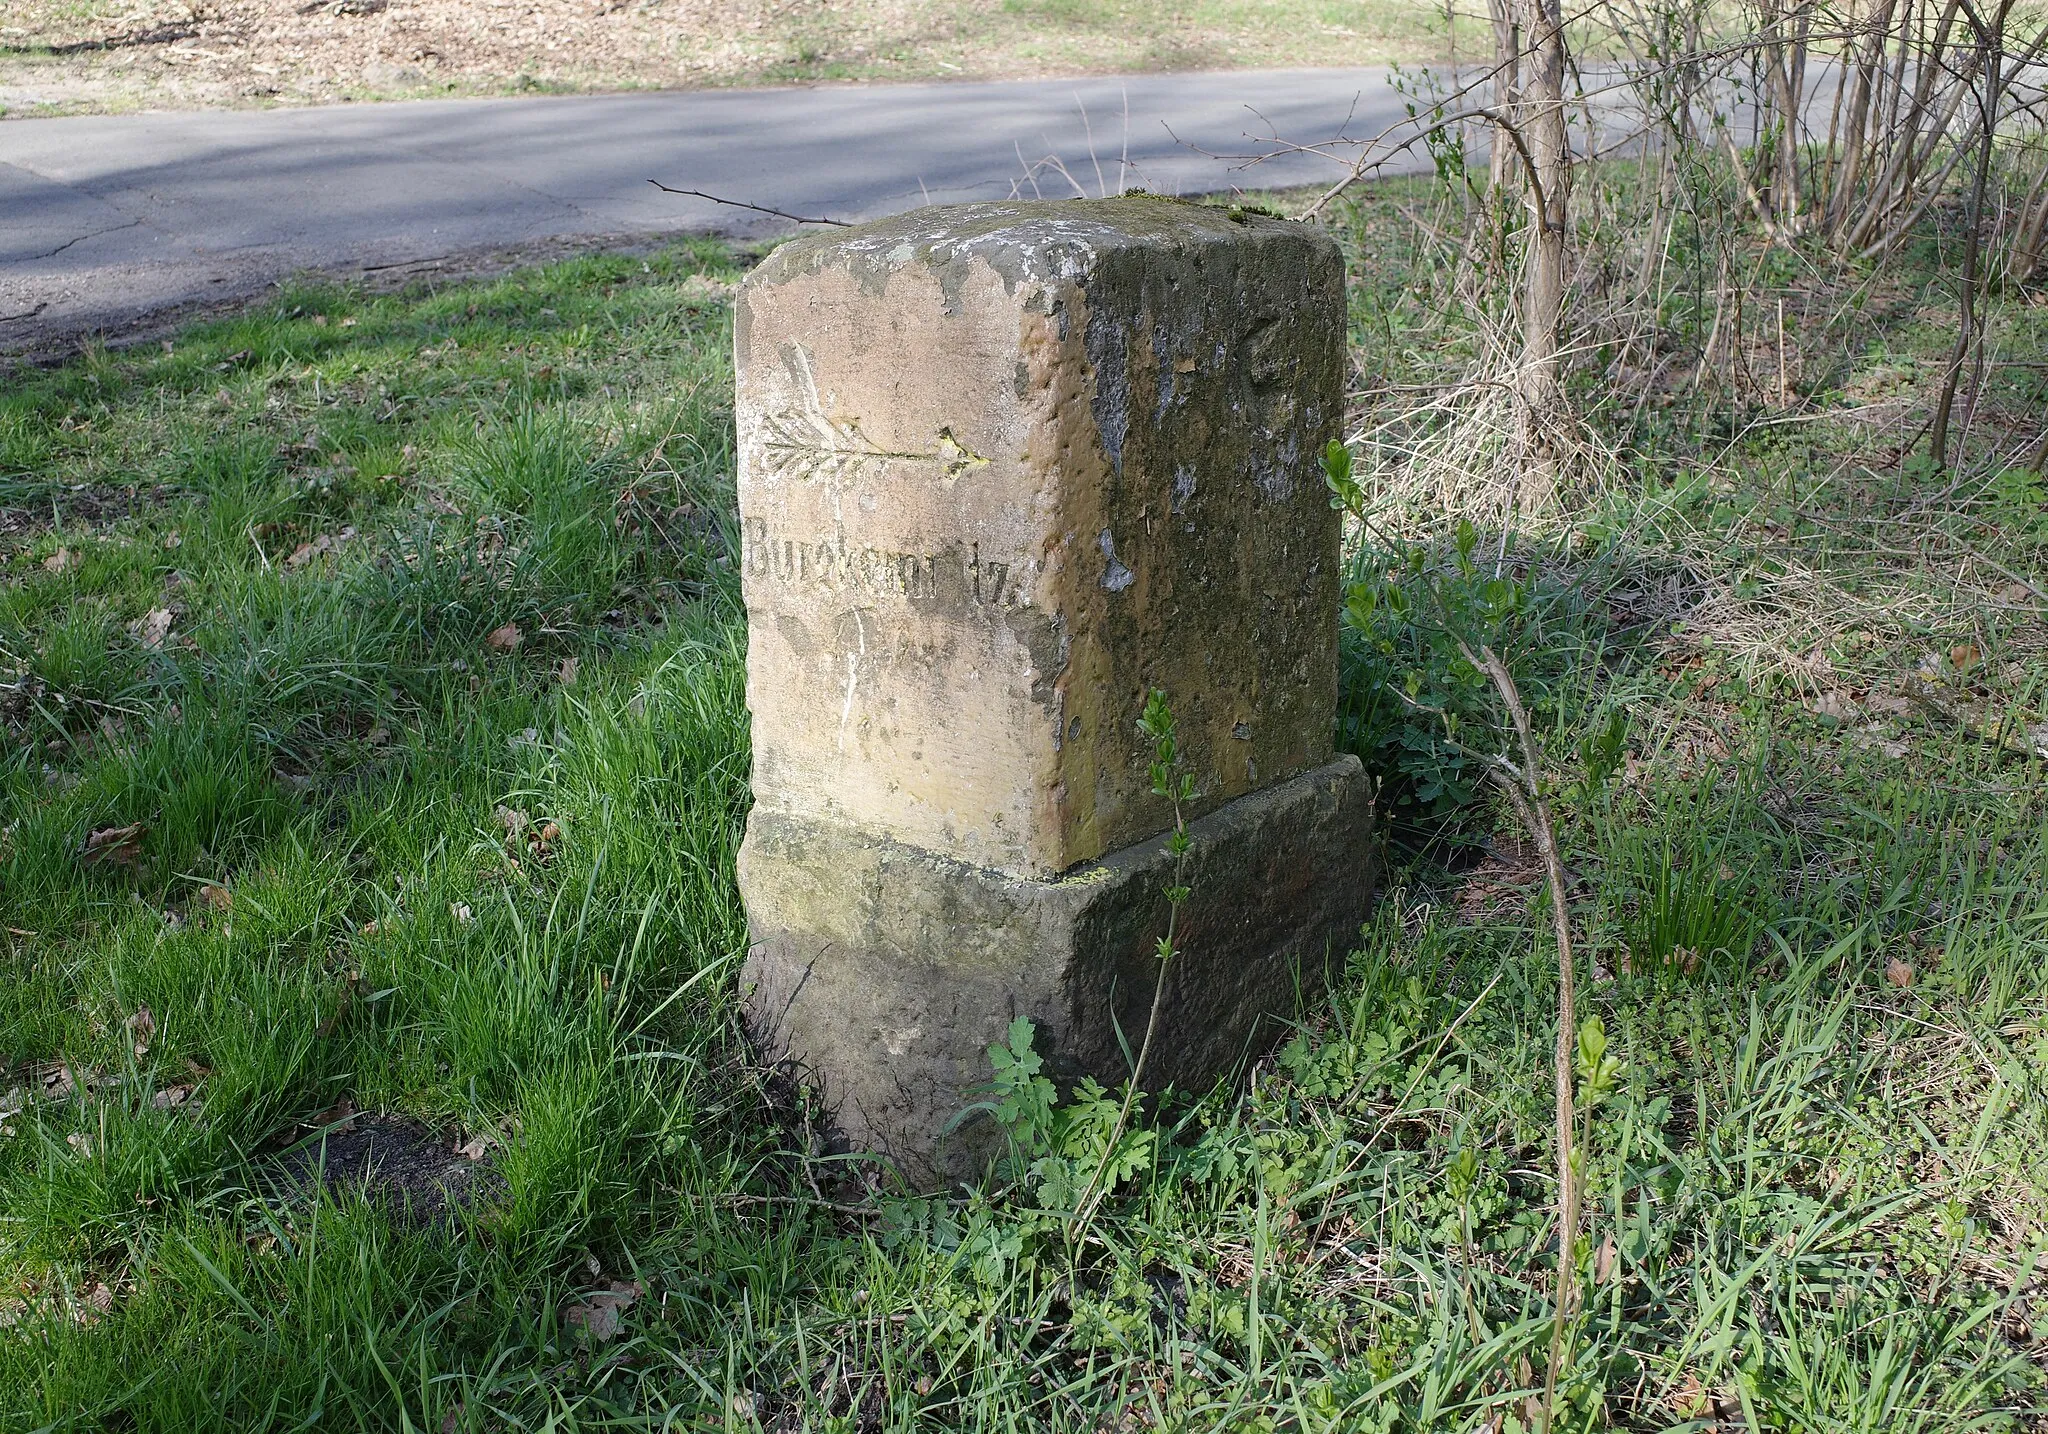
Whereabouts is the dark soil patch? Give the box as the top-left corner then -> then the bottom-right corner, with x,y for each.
0,481 -> 189,544
273,1112 -> 504,1226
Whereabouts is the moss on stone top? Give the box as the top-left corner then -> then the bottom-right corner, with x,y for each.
746,195 -> 1324,299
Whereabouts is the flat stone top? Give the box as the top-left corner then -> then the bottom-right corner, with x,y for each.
745,195 -> 1321,296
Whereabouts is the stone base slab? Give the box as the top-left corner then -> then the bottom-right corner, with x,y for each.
738,756 -> 1377,1187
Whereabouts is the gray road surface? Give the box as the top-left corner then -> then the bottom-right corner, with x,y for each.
0,69 -> 1423,356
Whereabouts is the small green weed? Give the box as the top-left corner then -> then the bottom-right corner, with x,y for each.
1325,443 -> 1617,851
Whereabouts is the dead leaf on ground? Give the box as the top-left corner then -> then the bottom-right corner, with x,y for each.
285,527 -> 357,569
484,622 -> 523,653
449,902 -> 473,924
43,548 -> 74,573
1454,835 -> 1545,922
134,608 -> 174,649
557,655 -> 579,686
80,822 -> 146,869
197,882 -> 232,912
1595,1231 -> 1619,1284
1951,642 -> 1981,670
1886,956 -> 1915,988
1668,1373 -> 1710,1417
1807,689 -> 1858,721
67,1132 -> 93,1157
1852,725 -> 1910,759
308,1096 -> 357,1131
564,1281 -> 643,1342
126,1005 -> 156,1057
163,531 -> 182,550
315,972 -> 363,1039
1665,1372 -> 1744,1426
453,1131 -> 491,1161
494,805 -> 530,837
151,1084 -> 193,1110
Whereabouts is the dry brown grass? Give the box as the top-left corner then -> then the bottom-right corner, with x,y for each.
0,0 -> 1449,117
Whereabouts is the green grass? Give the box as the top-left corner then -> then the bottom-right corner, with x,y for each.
3,186 -> 2047,1430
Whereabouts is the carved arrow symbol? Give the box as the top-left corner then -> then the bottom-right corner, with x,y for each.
761,412 -> 988,484
763,339 -> 989,483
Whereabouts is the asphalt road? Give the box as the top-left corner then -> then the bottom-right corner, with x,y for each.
0,69 -> 1425,356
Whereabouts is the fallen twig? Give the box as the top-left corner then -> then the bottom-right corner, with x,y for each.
645,181 -> 850,227
1455,639 -> 1578,1434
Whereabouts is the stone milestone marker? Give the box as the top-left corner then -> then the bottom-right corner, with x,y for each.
734,196 -> 1377,1186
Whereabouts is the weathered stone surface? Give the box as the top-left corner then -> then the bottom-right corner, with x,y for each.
740,756 -> 1376,1187
735,195 -> 1346,880
733,196 -> 1370,1187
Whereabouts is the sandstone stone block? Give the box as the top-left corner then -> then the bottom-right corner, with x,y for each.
741,757 -> 1376,1186
732,197 -> 1375,1187
735,195 -> 1347,879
